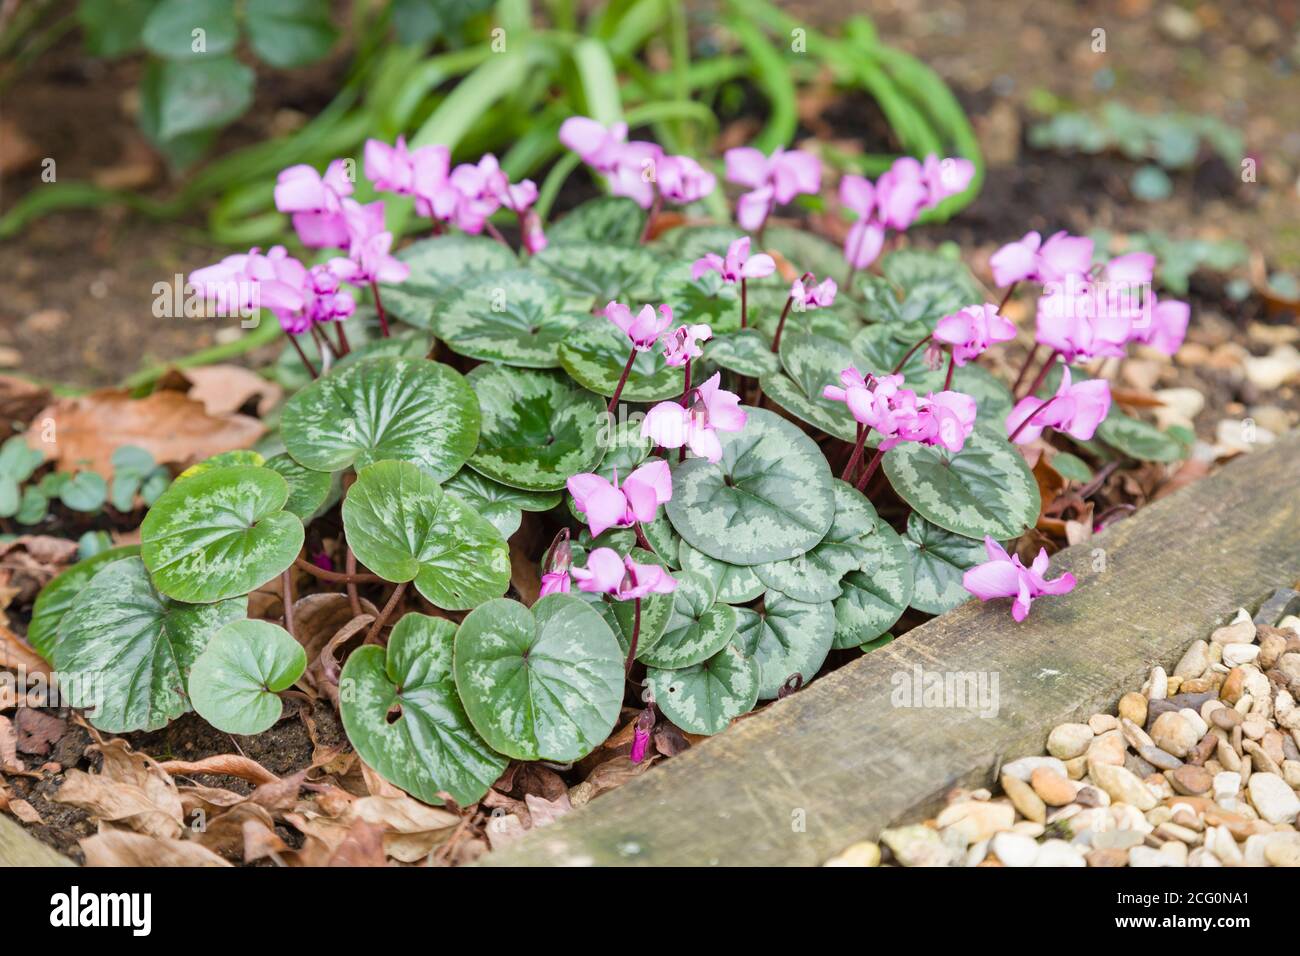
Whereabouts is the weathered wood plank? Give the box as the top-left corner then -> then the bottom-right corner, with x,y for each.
483,431 -> 1300,866
0,813 -> 75,867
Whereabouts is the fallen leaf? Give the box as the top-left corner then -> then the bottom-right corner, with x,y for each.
25,387 -> 265,480
13,708 -> 64,756
292,593 -> 377,667
193,802 -> 279,861
0,624 -> 50,674
158,754 -> 279,786
329,820 -> 388,867
81,830 -> 233,867
353,794 -> 460,834
306,612 -> 374,705
524,792 -> 572,829
0,714 -> 20,773
8,796 -> 43,824
242,818 -> 289,863
483,812 -> 527,851
0,118 -> 39,176
568,755 -> 655,807
175,364 -> 283,417
0,375 -> 52,435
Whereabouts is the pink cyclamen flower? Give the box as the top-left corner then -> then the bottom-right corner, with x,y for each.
873,156 -> 928,231
275,160 -> 354,249
605,141 -> 663,209
725,146 -> 821,232
328,200 -> 409,286
438,154 -> 509,233
1129,296 -> 1189,355
605,301 -> 674,351
539,532 -> 573,597
922,154 -> 975,203
559,117 -> 630,173
839,174 -> 885,270
642,372 -> 747,463
364,138 -> 451,212
1035,276 -> 1131,362
663,324 -> 712,367
303,263 -> 356,327
899,391 -> 978,454
989,230 -> 1095,287
520,210 -> 548,254
629,705 -> 655,764
657,154 -> 717,204
1006,366 -> 1111,444
539,571 -> 570,596
822,367 -> 880,421
791,276 -> 837,310
933,303 -> 1017,366
963,537 -> 1076,622
566,460 -> 673,539
572,548 -> 678,601
691,236 -> 776,284
189,246 -> 307,332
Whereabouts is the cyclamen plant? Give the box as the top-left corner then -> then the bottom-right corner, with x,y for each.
29,117 -> 1193,806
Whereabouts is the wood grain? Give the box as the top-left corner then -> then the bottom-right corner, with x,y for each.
482,431 -> 1300,866
0,813 -> 74,867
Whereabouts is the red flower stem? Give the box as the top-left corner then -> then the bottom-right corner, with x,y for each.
891,333 -> 932,375
608,348 -> 638,414
634,522 -> 653,552
288,333 -> 318,379
334,321 -> 351,356
369,280 -> 390,338
484,220 -> 512,250
740,277 -> 748,329
625,598 -> 641,676
293,555 -> 383,584
943,352 -> 956,390
1011,342 -> 1040,395
841,423 -> 871,481
678,357 -> 692,462
366,581 -> 406,643
1007,394 -> 1063,443
998,281 -> 1019,313
639,191 -> 662,244
770,272 -> 812,354
1019,349 -> 1061,401
855,447 -> 886,492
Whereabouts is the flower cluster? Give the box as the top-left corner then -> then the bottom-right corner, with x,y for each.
724,146 -> 821,233
824,369 -> 977,454
839,154 -> 974,269
643,373 -> 748,462
561,117 -> 716,210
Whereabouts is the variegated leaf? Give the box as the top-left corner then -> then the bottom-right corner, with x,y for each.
832,519 -> 913,648
576,549 -> 674,656
263,452 -> 332,520
529,241 -> 659,305
442,468 -> 560,539
435,270 -> 584,368
678,541 -> 765,605
903,513 -> 986,615
707,329 -> 781,377
141,465 -> 303,604
756,480 -> 877,603
453,596 -> 624,762
557,322 -> 689,402
377,234 -> 518,328
734,593 -> 835,699
653,260 -> 740,332
646,642 -> 759,736
637,571 -> 739,669
548,196 -> 646,246
760,331 -> 860,443
27,544 -> 140,658
342,460 -> 509,611
341,613 -> 507,805
188,619 -> 305,736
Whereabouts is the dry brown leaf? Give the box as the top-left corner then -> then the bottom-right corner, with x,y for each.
243,818 -> 289,863
81,830 -> 233,867
13,707 -> 64,756
25,387 -> 265,480
0,681 -> 15,711
0,714 -> 20,773
0,623 -> 50,674
329,820 -> 388,867
193,802 -> 279,860
158,754 -> 279,786
8,796 -> 43,824
352,794 -> 459,834
483,812 -> 527,851
250,768 -> 307,811
0,118 -> 39,176
308,612 -> 374,705
178,364 -> 283,417
55,739 -> 183,838
177,785 -> 248,819
569,755 -> 655,807
0,375 -> 52,435
1153,457 -> 1211,501
293,593 -> 377,666
524,792 -> 572,829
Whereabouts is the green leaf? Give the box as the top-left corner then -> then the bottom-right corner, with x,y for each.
435,270 -> 582,368
177,450 -> 265,482
142,0 -> 238,59
750,286 -> 863,345
1095,409 -> 1187,463
637,572 -> 739,669
27,545 -> 141,658
0,435 -> 44,483
756,480 -> 878,603
468,365 -> 605,492
53,557 -> 246,732
77,0 -> 156,57
109,445 -> 156,511
340,613 -> 507,805
60,472 -> 108,512
707,329 -> 781,378
342,460 -> 509,610
576,548 -> 675,656
734,593 -> 835,699
0,476 -> 17,519
246,0 -> 337,69
883,426 -> 1041,540
1051,452 -> 1093,483
760,331 -> 860,443
529,241 -> 659,305
646,643 -> 758,735
442,469 -> 560,539
548,196 -> 646,246
851,321 -> 930,379
188,620 -> 306,735
653,261 -> 740,333
878,247 -> 983,308
454,596 -> 624,762
678,542 -> 765,605
557,322 -> 688,403
902,514 -> 984,615
665,407 -> 836,565
144,57 -> 254,141
763,226 -> 846,282
639,512 -> 681,568
263,453 -> 332,520
378,235 -> 517,329
282,357 -> 480,481
15,486 -> 48,525
832,520 -> 913,649
659,224 -> 745,261
141,465 -> 304,603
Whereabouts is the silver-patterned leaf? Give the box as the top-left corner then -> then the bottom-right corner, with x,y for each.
756,480 -> 877,602
263,453 -> 332,520
548,196 -> 646,246
646,643 -> 758,736
761,331 -> 860,442
442,469 -> 560,539
903,513 -> 985,615
529,241 -> 659,305
27,545 -> 140,658
377,234 -> 518,329
678,541 -> 765,605
707,328 -> 781,377
734,593 -> 835,699
435,270 -> 583,368
557,322 -> 689,402
637,571 -> 739,669
832,519 -> 913,648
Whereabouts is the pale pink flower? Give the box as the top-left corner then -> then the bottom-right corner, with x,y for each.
566,460 -> 673,539
963,537 -> 1075,622
725,146 -> 821,232
873,156 -> 928,230
691,236 -> 775,284
933,303 -> 1017,366
328,200 -> 409,286
1005,366 -> 1111,444
190,246 -> 308,332
559,117 -> 630,173
790,276 -> 837,310
572,548 -> 678,601
274,160 -> 354,249
922,154 -> 975,203
657,155 -> 716,204
899,391 -> 978,454
1035,277 -> 1131,362
605,301 -> 673,351
641,372 -> 746,463
989,230 -> 1094,287
663,324 -> 712,367
1128,296 -> 1189,355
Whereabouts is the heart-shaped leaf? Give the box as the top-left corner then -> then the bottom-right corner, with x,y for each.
52,557 -> 246,732
1051,451 -> 1093,483
751,288 -> 864,344
377,234 -> 517,328
763,226 -> 846,283
832,520 -> 913,648
0,435 -> 45,483
659,224 -> 745,261
665,407 -> 836,565
576,548 -> 675,656
141,465 -> 304,604
557,322 -> 689,402
756,480 -> 878,602
902,513 -> 985,615
442,469 -> 560,539
453,595 -> 624,762
282,357 -> 480,480
435,270 -> 584,368
27,545 -> 141,658
760,331 -> 860,442
342,460 -> 509,610
646,642 -> 758,736
678,542 -> 765,605
637,571 -> 739,669
263,453 -> 332,520
60,472 -> 107,512
707,329 -> 781,377
734,593 -> 835,699
188,619 -> 306,736
529,241 -> 659,305
653,261 -> 740,332
341,613 -> 507,805
468,365 -> 605,492
883,425 -> 1041,540
548,196 -> 646,246
1095,409 -> 1187,462
851,321 -> 931,379
176,449 -> 266,483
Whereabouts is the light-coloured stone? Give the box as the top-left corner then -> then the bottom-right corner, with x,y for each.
1283,761 -> 1300,790
1119,692 -> 1148,727
1150,711 -> 1198,758
1130,845 -> 1179,867
1047,722 -> 1094,760
1170,765 -> 1213,796
1265,842 -> 1300,867
1089,714 -> 1119,734
1213,771 -> 1241,801
880,825 -> 953,867
1033,838 -> 1085,867
1001,756 -> 1068,782
1120,717 -> 1155,752
936,799 -> 1016,844
1222,643 -> 1260,667
1211,620 -> 1256,645
1000,773 -> 1046,823
824,841 -> 881,867
1064,756 -> 1087,780
1147,666 -> 1168,700
990,831 -> 1039,867
1012,821 -> 1045,838
1091,763 -> 1159,811
1029,767 -> 1078,806
1246,772 -> 1300,824
1174,640 -> 1211,679
1206,825 -> 1244,866
1179,707 -> 1209,738
1087,730 -> 1127,767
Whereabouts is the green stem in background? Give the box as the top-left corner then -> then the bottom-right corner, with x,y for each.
891,333 -> 932,375
855,447 -> 886,492
120,316 -> 281,391
370,281 -> 390,338
1011,342 -> 1040,396
608,348 -> 638,414
1020,349 -> 1061,402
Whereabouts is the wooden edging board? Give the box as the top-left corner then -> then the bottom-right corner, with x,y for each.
481,430 -> 1300,866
